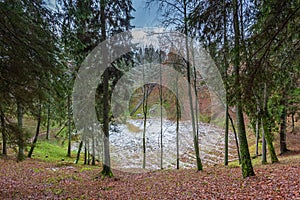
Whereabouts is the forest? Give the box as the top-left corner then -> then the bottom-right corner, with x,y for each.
0,0 -> 299,199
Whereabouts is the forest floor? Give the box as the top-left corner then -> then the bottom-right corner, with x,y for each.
0,123 -> 299,199
0,151 -> 299,199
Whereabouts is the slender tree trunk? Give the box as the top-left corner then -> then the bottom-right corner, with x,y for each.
233,0 -> 254,178
291,112 -> 295,133
255,110 -> 260,157
224,104 -> 229,165
159,56 -> 163,170
84,145 -> 87,165
28,104 -> 42,158
176,73 -> 180,170
261,83 -> 278,163
228,113 -> 241,164
88,146 -> 91,165
261,118 -> 267,164
67,94 -> 72,157
262,116 -> 279,163
100,0 -> 112,177
223,0 -> 229,166
46,103 -> 51,140
85,142 -> 90,165
17,102 -> 25,161
261,83 -> 267,165
254,94 -> 261,158
75,141 -> 83,164
55,124 -> 67,138
92,134 -> 96,165
142,84 -> 148,169
191,43 -> 200,140
183,0 -> 202,171
279,90 -> 288,154
0,109 -> 7,156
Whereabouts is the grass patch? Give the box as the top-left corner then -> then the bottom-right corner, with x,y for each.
249,142 -> 262,155
279,153 -> 300,163
46,174 -> 81,184
228,160 -> 240,168
32,168 -> 44,173
79,166 -> 96,172
228,155 -> 262,168
250,156 -> 266,166
32,140 -> 77,163
228,153 -> 280,168
199,114 -> 211,123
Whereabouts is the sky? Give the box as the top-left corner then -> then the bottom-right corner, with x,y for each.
131,0 -> 160,28
47,0 -> 160,28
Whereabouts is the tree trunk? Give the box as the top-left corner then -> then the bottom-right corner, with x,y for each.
223,0 -> 229,166
279,91 -> 288,154
261,83 -> 267,164
176,73 -> 180,170
261,83 -> 278,163
183,0 -> 202,171
233,0 -> 254,178
254,94 -> 261,158
17,102 -> 25,161
67,94 -> 72,157
255,114 -> 260,157
224,104 -> 229,166
0,109 -> 7,156
75,141 -> 83,164
261,118 -> 267,164
92,134 -> 96,165
291,112 -> 295,133
86,142 -> 90,165
84,145 -> 87,165
228,113 -> 241,164
142,84 -> 148,169
262,115 -> 279,163
28,104 -> 42,158
46,103 -> 51,140
100,0 -> 112,176
191,43 -> 200,142
160,57 -> 163,170
236,105 -> 254,177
